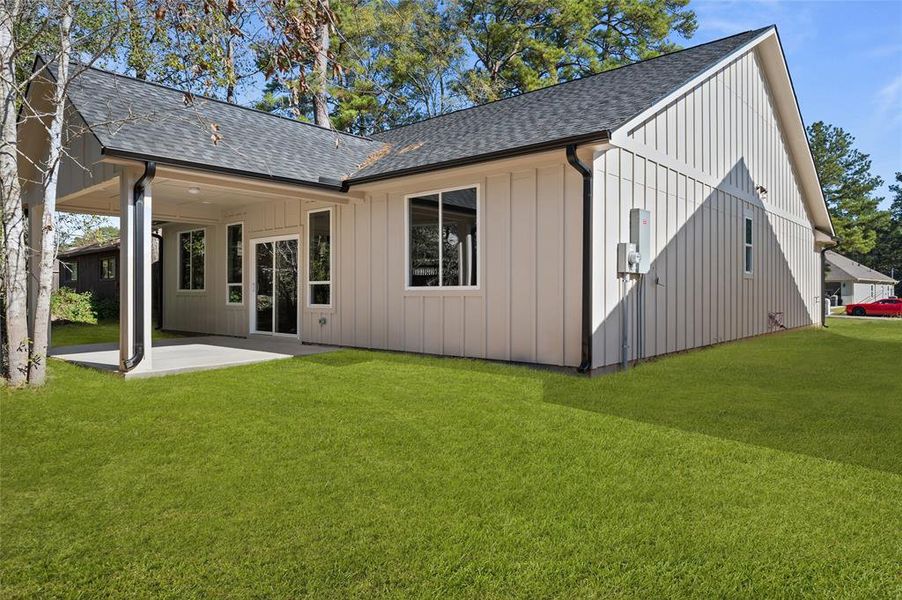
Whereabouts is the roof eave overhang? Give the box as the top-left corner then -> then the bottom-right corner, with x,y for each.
100,147 -> 351,194
346,131 -> 611,186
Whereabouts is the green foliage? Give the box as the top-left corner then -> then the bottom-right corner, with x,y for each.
91,296 -> 120,321
3,319 -> 901,595
454,0 -> 696,104
871,172 -> 902,294
807,121 -> 890,257
50,288 -> 96,324
114,0 -> 260,100
254,0 -> 695,130
58,213 -> 118,250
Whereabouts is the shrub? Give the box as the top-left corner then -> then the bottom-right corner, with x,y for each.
91,296 -> 119,320
51,288 -> 97,324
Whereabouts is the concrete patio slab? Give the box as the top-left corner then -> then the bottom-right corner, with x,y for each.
50,336 -> 337,378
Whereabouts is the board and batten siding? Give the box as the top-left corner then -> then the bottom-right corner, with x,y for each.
592,46 -> 821,369
159,154 -> 584,367
313,157 -> 584,366
162,198 -> 306,336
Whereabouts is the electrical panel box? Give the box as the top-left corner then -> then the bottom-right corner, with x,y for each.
617,242 -> 639,274
629,209 -> 652,274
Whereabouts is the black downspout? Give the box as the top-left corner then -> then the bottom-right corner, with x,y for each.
566,144 -> 592,373
152,231 -> 163,330
123,162 -> 156,371
820,247 -> 829,329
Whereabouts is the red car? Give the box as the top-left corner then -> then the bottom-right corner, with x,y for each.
845,297 -> 902,317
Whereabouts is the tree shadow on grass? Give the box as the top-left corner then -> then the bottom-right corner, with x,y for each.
313,325 -> 902,475
551,327 -> 902,474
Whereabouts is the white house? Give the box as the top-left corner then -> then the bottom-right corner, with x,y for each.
825,251 -> 896,305
21,25 -> 835,375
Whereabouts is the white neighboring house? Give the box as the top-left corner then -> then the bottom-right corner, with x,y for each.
825,251 -> 897,305
20,25 -> 836,375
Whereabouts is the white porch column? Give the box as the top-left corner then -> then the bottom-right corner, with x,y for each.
118,168 -> 154,372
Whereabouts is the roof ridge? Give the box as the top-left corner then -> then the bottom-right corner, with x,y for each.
75,62 -> 377,143
371,25 -> 774,139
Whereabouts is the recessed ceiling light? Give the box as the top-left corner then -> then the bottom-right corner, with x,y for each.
201,201 -> 212,205
187,186 -> 200,195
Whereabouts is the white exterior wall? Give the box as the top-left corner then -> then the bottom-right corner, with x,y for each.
159,46 -> 826,370
322,158 -> 583,366
161,152 -> 585,367
840,281 -> 895,304
591,47 -> 821,368
162,220 -> 249,336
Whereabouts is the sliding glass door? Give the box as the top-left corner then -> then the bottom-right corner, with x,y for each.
252,237 -> 299,336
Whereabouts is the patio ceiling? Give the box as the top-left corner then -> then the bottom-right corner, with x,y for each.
56,161 -> 364,224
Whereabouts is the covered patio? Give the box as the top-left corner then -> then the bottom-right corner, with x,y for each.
19,62 -> 369,378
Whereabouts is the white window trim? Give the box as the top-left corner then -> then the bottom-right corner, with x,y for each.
404,183 -> 481,291
743,214 -> 754,278
226,221 -> 244,306
100,257 -> 116,280
249,233 -> 301,337
178,228 -> 206,292
306,207 -> 334,308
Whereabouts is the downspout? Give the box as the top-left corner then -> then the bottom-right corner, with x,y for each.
123,161 -> 156,371
566,145 -> 592,373
152,231 -> 163,330
820,247 -> 828,328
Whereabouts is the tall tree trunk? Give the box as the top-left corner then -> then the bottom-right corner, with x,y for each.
29,0 -> 72,386
313,2 -> 331,129
0,0 -> 28,386
225,36 -> 235,103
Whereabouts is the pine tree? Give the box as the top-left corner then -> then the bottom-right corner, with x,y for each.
807,121 -> 889,258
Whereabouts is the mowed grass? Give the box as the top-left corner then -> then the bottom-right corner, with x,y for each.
50,319 -> 182,348
2,319 -> 901,598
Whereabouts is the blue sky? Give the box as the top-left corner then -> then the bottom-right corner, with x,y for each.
673,0 -> 902,207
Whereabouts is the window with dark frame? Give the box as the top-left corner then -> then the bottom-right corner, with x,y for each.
179,229 -> 205,290
227,223 -> 243,304
744,216 -> 753,275
307,209 -> 332,306
100,257 -> 116,280
408,186 -> 478,288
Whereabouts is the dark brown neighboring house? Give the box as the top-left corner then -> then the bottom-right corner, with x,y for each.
57,239 -> 121,301
57,237 -> 162,320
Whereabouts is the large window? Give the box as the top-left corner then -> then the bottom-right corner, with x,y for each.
307,209 -> 332,306
227,223 -> 243,304
407,186 -> 478,288
179,229 -> 205,291
100,257 -> 116,280
743,216 -> 753,275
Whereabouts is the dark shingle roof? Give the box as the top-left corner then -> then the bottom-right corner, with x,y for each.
60,27 -> 770,187
352,27 -> 772,181
64,67 -> 383,187
58,238 -> 119,258
825,251 -> 896,284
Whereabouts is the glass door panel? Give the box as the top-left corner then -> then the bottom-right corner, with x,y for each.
255,242 -> 274,333
275,239 -> 298,335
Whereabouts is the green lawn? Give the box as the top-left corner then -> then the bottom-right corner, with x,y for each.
50,319 -> 182,348
3,319 -> 901,598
